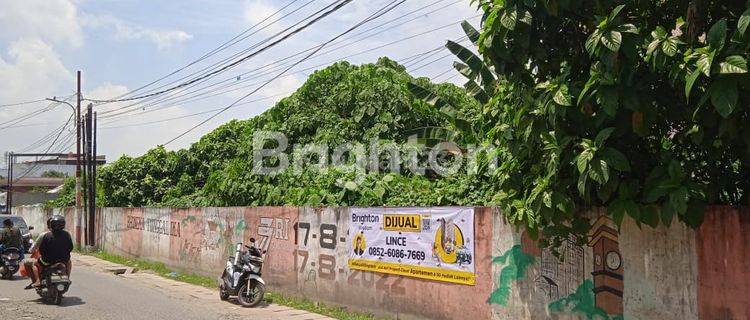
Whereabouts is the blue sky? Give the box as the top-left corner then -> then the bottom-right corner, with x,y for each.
0,0 -> 481,168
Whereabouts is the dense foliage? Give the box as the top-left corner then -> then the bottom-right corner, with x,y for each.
52,58 -> 485,208
436,0 -> 750,243
53,1 -> 750,243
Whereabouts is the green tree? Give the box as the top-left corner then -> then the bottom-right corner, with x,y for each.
454,0 -> 750,243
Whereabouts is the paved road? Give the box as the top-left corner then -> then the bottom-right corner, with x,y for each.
0,254 -> 330,320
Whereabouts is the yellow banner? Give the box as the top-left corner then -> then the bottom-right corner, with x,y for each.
383,213 -> 422,232
349,258 -> 476,285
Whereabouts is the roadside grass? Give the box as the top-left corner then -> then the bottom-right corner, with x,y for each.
79,250 -> 380,320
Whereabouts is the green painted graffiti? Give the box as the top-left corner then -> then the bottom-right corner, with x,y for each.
487,244 -> 536,306
548,280 -> 623,320
234,219 -> 247,236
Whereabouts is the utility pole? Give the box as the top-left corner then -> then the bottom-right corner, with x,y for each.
5,153 -> 11,213
76,71 -> 82,247
88,109 -> 97,246
85,104 -> 95,247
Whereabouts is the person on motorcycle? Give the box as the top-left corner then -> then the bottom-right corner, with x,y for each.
22,225 -> 50,289
30,215 -> 73,288
0,218 -> 24,253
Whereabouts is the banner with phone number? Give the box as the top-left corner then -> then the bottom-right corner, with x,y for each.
348,207 -> 475,285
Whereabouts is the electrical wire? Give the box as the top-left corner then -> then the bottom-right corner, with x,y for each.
110,0 -> 305,100
101,34 -> 470,126
88,0 -> 351,104
101,19 -> 474,123
0,98 -> 48,108
99,0 -> 467,120
163,0 -> 407,146
11,113 -> 75,182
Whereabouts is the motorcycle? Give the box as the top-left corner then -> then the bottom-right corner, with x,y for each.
0,247 -> 22,279
36,262 -> 71,305
218,238 -> 266,307
22,231 -> 34,254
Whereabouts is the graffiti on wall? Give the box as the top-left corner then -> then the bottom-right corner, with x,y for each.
295,210 -> 407,298
126,215 -> 181,237
257,217 -> 291,254
489,216 -> 624,319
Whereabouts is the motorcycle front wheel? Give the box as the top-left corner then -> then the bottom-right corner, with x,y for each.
237,281 -> 265,308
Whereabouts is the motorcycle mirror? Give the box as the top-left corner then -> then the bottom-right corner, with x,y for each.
248,237 -> 256,243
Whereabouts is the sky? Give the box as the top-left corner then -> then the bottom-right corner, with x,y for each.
0,0 -> 482,173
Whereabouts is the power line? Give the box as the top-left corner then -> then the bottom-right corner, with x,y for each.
163,0 -> 407,146
0,98 -> 48,108
0,97 -> 73,131
11,113 -> 75,182
101,18 -> 474,124
88,0 -> 350,104
101,34 -> 470,127
100,0 -> 466,120
109,0 -> 310,101
99,92 -> 292,129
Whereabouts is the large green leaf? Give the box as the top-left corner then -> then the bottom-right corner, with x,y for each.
500,5 -> 518,30
608,4 -> 626,21
739,7 -> 750,37
461,21 -> 480,44
585,29 -> 602,55
696,53 -> 713,77
600,148 -> 630,172
710,79 -> 738,118
445,40 -> 495,91
601,31 -> 622,52
615,23 -> 638,34
576,149 -> 593,174
684,68 -> 701,100
594,127 -> 616,147
707,19 -> 727,50
463,78 -> 490,104
719,55 -> 748,74
553,84 -> 573,106
662,38 -> 678,56
608,200 -> 626,226
407,82 -> 453,118
588,159 -> 610,184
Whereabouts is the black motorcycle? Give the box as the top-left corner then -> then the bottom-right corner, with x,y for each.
36,262 -> 71,305
218,239 -> 266,307
0,247 -> 21,279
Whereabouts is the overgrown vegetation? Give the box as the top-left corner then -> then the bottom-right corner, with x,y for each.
53,58 -> 485,208
54,1 -> 750,244
416,0 -> 750,244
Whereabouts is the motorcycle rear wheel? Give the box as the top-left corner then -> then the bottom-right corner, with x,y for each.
237,281 -> 265,308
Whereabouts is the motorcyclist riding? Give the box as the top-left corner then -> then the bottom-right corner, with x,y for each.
29,215 -> 73,288
0,218 -> 24,253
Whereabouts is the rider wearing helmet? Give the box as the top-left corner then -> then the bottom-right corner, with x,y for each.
30,215 -> 73,288
0,218 -> 24,252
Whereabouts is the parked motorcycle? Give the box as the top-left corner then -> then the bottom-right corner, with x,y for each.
0,247 -> 22,279
35,262 -> 71,305
218,238 -> 266,307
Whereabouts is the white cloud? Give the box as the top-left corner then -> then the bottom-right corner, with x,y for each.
0,0 -> 83,47
83,15 -> 193,50
244,0 -> 284,34
0,38 -> 74,105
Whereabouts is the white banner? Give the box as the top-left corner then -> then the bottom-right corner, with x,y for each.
348,207 -> 475,285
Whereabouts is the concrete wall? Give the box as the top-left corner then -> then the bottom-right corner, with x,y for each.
14,206 -> 750,320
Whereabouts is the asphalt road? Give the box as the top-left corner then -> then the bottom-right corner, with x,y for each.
0,263 -> 247,320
